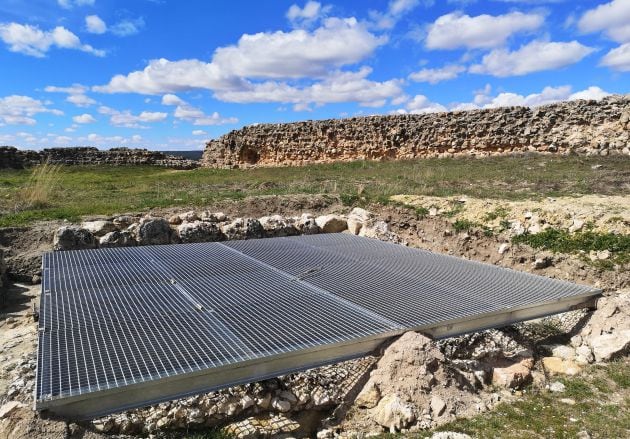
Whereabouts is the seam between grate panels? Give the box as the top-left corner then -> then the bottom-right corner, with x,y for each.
217,242 -> 404,331
137,246 -> 259,363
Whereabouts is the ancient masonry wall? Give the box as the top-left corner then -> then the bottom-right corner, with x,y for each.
202,95 -> 630,168
0,147 -> 199,169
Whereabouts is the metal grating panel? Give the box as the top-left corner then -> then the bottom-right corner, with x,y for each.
36,234 -> 600,418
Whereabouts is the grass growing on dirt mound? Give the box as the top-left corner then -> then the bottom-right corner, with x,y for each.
513,229 -> 630,267
376,360 -> 630,439
1,155 -> 628,227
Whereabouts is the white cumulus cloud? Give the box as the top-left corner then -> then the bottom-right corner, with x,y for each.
192,129 -> 207,136
45,84 -> 97,107
162,94 -> 238,126
286,1 -> 331,28
58,0 -> 94,9
409,64 -> 465,84
600,43 -> 630,71
0,22 -> 104,57
578,0 -> 630,43
97,106 -> 167,128
0,95 -> 63,125
369,0 -> 422,30
425,11 -> 544,49
72,113 -> 96,124
469,40 -> 594,77
85,15 -> 107,34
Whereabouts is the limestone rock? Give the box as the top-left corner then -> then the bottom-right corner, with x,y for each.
347,207 -> 373,235
99,230 -> 135,248
137,217 -> 173,245
295,213 -> 320,235
492,358 -> 533,389
221,218 -> 264,240
0,401 -> 25,418
81,220 -> 116,236
177,221 -> 223,243
354,382 -> 381,409
315,214 -> 347,233
53,226 -> 97,251
549,381 -> 566,393
498,243 -> 510,254
201,211 -> 228,222
589,331 -> 630,362
259,215 -> 299,237
179,210 -> 199,223
371,393 -> 416,432
430,395 -> 447,417
542,357 -> 581,375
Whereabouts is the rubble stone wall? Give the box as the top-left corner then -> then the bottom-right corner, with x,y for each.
0,146 -> 199,169
202,95 -> 630,168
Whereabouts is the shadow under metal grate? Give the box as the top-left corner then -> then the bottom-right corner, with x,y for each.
36,234 -> 600,419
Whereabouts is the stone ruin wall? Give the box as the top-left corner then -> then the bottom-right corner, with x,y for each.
202,95 -> 630,168
0,146 -> 199,169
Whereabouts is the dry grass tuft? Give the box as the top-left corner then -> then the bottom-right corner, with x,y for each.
15,160 -> 61,211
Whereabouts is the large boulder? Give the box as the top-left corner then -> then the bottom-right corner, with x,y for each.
315,214 -> 347,233
137,217 -> 173,245
177,221 -> 224,243
221,218 -> 264,240
571,291 -> 630,363
53,226 -> 97,251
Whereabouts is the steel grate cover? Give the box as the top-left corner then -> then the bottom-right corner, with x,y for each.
36,234 -> 600,419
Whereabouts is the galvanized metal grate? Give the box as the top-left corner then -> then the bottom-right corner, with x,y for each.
36,234 -> 599,418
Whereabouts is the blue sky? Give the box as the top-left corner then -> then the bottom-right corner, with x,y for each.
0,0 -> 628,151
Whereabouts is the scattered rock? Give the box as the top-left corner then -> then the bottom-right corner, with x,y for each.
542,357 -> 581,376
498,243 -> 510,254
569,219 -> 585,233
549,381 -> 566,393
0,401 -> 25,418
53,226 -> 97,251
532,254 -> 553,269
354,382 -> 381,409
589,332 -> 630,362
371,393 -> 416,432
201,211 -> 228,222
430,395 -> 447,417
492,358 -> 533,389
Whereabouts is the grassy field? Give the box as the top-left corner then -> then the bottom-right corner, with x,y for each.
0,155 -> 629,227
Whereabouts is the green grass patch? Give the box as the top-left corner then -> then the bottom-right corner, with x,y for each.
1,155 -> 628,227
512,228 -> 630,267
453,219 -> 478,233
